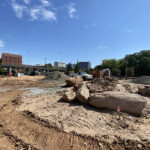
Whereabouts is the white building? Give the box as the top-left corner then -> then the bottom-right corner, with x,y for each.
54,62 -> 66,68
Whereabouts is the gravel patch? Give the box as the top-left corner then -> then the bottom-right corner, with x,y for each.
132,76 -> 150,85
0,88 -> 11,92
22,87 -> 70,98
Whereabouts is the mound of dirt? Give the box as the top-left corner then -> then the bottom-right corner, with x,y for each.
132,76 -> 150,85
45,71 -> 69,83
116,83 -> 138,94
87,77 -> 118,93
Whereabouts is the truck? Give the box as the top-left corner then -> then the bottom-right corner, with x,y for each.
70,71 -> 93,81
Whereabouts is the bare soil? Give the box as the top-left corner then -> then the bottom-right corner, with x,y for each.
0,76 -> 150,150
0,76 -> 55,90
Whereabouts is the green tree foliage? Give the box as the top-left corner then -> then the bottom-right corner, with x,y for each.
125,50 -> 150,76
127,67 -> 134,76
44,63 -> 53,68
139,57 -> 150,76
74,63 -> 80,73
95,59 -> 121,76
94,65 -> 103,70
0,63 -> 5,74
67,63 -> 73,72
0,64 -> 3,72
94,50 -> 150,76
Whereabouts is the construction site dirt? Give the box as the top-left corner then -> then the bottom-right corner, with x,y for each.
0,75 -> 150,150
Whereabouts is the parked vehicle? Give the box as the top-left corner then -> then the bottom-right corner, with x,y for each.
70,71 -> 93,80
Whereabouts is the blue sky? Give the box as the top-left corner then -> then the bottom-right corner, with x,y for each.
0,0 -> 150,67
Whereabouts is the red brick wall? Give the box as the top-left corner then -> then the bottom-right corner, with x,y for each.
1,53 -> 22,66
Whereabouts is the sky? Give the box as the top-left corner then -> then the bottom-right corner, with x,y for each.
0,0 -> 150,67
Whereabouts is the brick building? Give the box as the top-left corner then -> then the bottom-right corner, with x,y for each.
1,53 -> 22,66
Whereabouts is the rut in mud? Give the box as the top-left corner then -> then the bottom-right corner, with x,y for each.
0,90 -> 101,150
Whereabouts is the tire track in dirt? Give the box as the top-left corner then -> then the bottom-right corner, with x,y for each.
0,91 -> 101,150
0,124 -> 37,150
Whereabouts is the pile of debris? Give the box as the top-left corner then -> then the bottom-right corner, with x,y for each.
63,76 -> 147,115
65,76 -> 83,88
86,77 -> 118,93
132,76 -> 150,85
44,71 -> 69,83
138,85 -> 150,96
63,76 -> 89,104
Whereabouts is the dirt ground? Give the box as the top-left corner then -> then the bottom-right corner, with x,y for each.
0,76 -> 56,91
0,75 -> 150,150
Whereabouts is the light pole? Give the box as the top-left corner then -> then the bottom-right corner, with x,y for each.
44,57 -> 47,65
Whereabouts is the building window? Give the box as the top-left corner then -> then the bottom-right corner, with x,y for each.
9,57 -> 11,64
18,58 -> 19,65
13,57 -> 15,65
5,56 -> 7,64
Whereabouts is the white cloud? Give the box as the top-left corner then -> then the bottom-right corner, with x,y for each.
67,2 -> 77,19
23,0 -> 30,4
29,6 -> 56,21
124,28 -> 140,33
11,0 -> 56,21
98,46 -> 107,49
10,0 -> 79,21
40,0 -> 50,6
11,0 -> 27,18
30,7 -> 41,20
42,9 -> 56,21
0,40 -> 4,49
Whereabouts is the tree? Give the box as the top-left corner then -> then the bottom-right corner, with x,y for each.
112,68 -> 121,76
95,50 -> 150,77
94,59 -> 121,76
118,59 -> 126,76
74,63 -> 80,73
102,59 -> 118,69
127,67 -> 134,76
44,63 -> 53,68
0,63 -> 4,74
94,65 -> 103,70
67,63 -> 73,72
139,57 -> 150,76
124,50 -> 150,76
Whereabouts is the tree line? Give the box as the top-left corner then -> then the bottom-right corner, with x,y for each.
67,63 -> 80,73
95,50 -> 150,77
